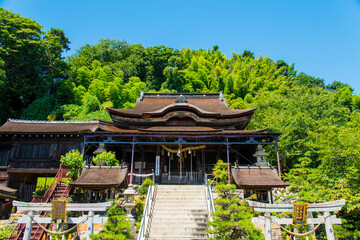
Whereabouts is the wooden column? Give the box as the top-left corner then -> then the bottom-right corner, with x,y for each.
201,149 -> 205,184
129,138 -> 135,185
155,146 -> 160,182
275,139 -> 281,179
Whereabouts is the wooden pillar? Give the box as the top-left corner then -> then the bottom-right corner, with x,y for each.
201,149 -> 205,184
140,146 -> 145,175
23,210 -> 34,240
275,139 -> 281,179
264,212 -> 272,240
122,146 -> 126,165
226,139 -> 230,184
155,146 -> 160,183
129,138 -> 135,185
324,211 -> 335,240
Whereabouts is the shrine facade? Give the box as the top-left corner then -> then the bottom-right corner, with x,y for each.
0,92 -> 287,207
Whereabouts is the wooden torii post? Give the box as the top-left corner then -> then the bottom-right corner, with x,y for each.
247,199 -> 346,240
13,201 -> 112,240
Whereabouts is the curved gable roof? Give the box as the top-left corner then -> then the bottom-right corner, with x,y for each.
108,93 -> 255,118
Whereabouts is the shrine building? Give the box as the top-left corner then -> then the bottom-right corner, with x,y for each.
0,92 -> 288,214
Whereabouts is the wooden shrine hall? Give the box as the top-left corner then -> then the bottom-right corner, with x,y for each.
0,92 -> 287,204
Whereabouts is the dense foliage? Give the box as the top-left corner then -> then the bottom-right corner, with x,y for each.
60,149 -> 85,181
92,151 -> 120,166
2,8 -> 360,236
0,8 -> 70,123
207,160 -> 264,239
90,199 -> 132,240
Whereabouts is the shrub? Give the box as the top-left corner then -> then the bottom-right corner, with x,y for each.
92,151 -> 119,166
90,200 -> 132,240
207,160 -> 264,239
60,149 -> 85,181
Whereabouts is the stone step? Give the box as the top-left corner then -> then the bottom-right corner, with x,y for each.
155,197 -> 205,201
148,185 -> 208,239
153,209 -> 207,214
150,221 -> 208,226
151,217 -> 208,223
149,232 -> 208,238
148,238 -> 208,240
153,206 -> 207,211
149,227 -> 208,234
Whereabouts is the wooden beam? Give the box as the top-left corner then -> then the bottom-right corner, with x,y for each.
252,215 -> 342,225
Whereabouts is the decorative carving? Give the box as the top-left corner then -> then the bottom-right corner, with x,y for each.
175,95 -> 188,103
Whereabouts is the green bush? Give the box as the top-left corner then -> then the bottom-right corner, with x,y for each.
90,199 -> 132,240
207,160 -> 264,239
0,224 -> 15,239
60,149 -> 86,181
92,151 -> 119,166
136,177 -> 152,195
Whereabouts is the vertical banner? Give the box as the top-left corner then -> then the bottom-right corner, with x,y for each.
155,155 -> 160,176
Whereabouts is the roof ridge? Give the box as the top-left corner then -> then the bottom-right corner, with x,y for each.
8,119 -> 100,124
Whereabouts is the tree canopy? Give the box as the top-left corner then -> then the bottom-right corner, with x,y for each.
2,8 -> 360,236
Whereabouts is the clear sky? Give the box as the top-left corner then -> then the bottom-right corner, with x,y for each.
1,0 -> 360,93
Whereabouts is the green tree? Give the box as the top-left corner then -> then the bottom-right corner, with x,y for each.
0,9 -> 70,123
207,160 -> 263,239
60,149 -> 85,181
91,200 -> 132,240
92,151 -> 119,166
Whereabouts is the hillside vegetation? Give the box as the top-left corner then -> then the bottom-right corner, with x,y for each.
1,8 -> 360,237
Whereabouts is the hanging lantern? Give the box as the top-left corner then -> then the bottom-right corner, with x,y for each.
253,144 -> 268,167
94,143 -> 106,155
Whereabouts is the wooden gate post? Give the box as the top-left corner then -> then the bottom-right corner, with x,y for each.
264,212 -> 272,240
23,210 -> 34,240
324,211 -> 335,240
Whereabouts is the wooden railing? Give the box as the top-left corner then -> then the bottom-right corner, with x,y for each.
32,165 -> 66,203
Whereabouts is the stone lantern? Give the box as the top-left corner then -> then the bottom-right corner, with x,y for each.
123,184 -> 138,219
253,144 -> 269,167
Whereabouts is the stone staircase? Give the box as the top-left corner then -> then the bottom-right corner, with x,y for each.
147,185 -> 209,240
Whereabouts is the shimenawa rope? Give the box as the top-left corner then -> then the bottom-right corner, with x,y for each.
29,215 -> 90,235
267,215 -> 328,237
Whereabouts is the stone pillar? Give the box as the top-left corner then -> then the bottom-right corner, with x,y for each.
23,210 -> 34,240
87,210 -> 94,240
324,211 -> 335,240
264,212 -> 272,240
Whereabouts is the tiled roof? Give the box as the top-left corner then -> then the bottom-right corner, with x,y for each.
0,184 -> 17,199
231,167 -> 289,189
0,119 -> 101,134
107,93 -> 256,118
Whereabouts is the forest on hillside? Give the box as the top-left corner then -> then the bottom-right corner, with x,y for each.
1,8 -> 360,237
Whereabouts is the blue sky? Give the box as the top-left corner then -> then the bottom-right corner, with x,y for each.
1,0 -> 360,93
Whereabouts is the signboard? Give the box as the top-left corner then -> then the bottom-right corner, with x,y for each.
155,156 -> 160,176
293,203 -> 308,225
51,199 -> 67,222
135,161 -> 146,169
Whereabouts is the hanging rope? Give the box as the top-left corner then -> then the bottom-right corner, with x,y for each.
29,215 -> 90,235
268,215 -> 328,237
132,173 -> 153,177
161,145 -> 206,154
